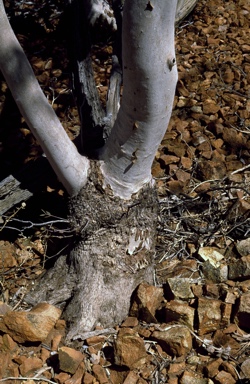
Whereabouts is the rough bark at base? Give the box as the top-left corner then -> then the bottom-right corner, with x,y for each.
25,163 -> 158,341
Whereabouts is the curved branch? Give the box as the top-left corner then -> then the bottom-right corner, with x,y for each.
0,0 -> 89,195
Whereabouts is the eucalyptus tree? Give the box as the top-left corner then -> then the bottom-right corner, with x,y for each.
0,0 -> 196,340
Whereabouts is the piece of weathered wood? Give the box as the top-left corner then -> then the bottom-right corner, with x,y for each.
0,157 -> 57,216
176,0 -> 198,25
0,175 -> 32,215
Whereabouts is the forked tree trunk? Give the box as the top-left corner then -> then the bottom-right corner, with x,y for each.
27,1 -> 177,340
26,0 -> 178,340
1,0 -> 178,340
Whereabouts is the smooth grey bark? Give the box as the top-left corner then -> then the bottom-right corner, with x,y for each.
0,0 -> 89,196
1,0 -> 181,339
101,0 -> 178,199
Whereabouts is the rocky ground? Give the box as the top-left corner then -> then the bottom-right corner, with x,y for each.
0,0 -> 250,383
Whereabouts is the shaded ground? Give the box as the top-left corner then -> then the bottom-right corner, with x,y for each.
0,0 -> 250,383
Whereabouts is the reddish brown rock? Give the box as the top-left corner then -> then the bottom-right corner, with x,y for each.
202,99 -> 220,114
204,358 -> 223,378
168,361 -> 185,376
86,335 -> 106,350
163,300 -> 195,329
0,352 -> 19,379
114,328 -> 147,369
0,241 -> 17,268
123,371 -> 139,384
65,362 -> 85,384
197,298 -> 222,335
58,346 -> 84,375
83,372 -> 95,384
40,347 -> 51,364
52,333 -> 63,351
55,372 -> 71,384
121,316 -> 139,328
19,357 -> 43,376
221,303 -> 232,328
129,282 -> 164,322
204,284 -> 220,298
214,370 -> 236,384
92,364 -> 110,384
0,333 -> 18,352
108,368 -> 128,384
152,326 -> 192,357
0,303 -> 61,343
198,160 -> 227,180
220,361 -> 238,381
168,378 -> 178,384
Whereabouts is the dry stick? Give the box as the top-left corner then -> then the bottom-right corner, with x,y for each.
0,378 -> 55,384
73,327 -> 117,341
230,163 -> 250,175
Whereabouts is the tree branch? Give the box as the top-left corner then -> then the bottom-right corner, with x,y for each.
0,0 -> 89,196
101,0 -> 178,199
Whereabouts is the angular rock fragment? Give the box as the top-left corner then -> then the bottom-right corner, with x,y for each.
123,371 -> 140,384
229,255 -> 250,280
165,277 -> 194,300
214,370 -> 236,384
1,333 -> 18,352
163,300 -> 195,329
58,346 -> 84,374
65,362 -> 85,384
152,325 -> 192,357
19,357 -> 43,377
204,358 -> 222,378
0,302 -> 61,343
92,364 -> 110,384
83,372 -> 96,384
197,298 -> 222,335
198,247 -> 224,268
201,261 -> 228,283
129,282 -> 164,322
114,328 -> 147,369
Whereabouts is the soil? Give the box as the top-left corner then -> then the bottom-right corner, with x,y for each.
0,0 -> 250,383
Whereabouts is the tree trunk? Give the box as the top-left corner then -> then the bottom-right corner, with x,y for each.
101,0 -> 178,199
25,0 -> 178,340
26,163 -> 158,341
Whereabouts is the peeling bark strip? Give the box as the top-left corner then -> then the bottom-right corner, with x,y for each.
101,0 -> 178,199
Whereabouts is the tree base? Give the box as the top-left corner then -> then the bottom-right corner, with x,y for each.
25,163 -> 159,341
